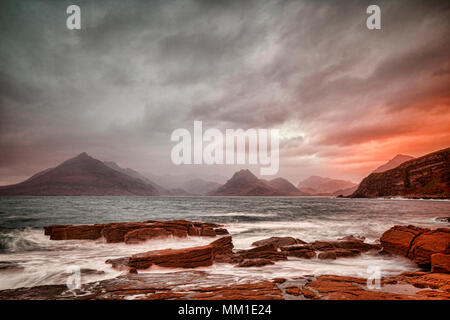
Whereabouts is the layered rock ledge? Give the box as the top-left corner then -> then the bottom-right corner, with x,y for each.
380,225 -> 450,270
44,220 -> 229,243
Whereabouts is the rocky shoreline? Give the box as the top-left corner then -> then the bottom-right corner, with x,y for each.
0,220 -> 448,300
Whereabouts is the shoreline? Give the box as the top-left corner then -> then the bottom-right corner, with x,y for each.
0,220 -> 448,300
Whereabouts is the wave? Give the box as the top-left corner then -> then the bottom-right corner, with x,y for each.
208,212 -> 278,218
0,228 -> 49,253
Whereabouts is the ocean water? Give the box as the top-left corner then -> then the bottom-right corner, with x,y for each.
0,196 -> 449,290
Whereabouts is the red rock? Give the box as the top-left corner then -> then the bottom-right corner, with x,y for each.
338,235 -> 365,241
232,244 -> 287,263
124,228 -> 171,244
236,259 -> 275,267
431,253 -> 450,273
281,247 -> 316,259
285,286 -> 301,296
44,220 -> 229,243
200,228 -> 216,237
408,228 -> 450,266
380,225 -> 429,256
101,223 -> 151,243
108,236 -> 234,270
251,237 -> 305,248
45,224 -> 103,240
128,245 -> 214,269
318,249 -> 361,260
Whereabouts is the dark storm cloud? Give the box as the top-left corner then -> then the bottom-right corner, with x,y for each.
0,0 -> 449,184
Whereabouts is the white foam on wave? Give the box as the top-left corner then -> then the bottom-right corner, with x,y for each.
208,212 -> 278,218
0,229 -> 214,290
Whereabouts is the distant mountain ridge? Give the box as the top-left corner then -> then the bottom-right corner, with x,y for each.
372,154 -> 415,173
0,153 -> 160,196
351,147 -> 450,198
209,170 -> 285,196
297,176 -> 357,195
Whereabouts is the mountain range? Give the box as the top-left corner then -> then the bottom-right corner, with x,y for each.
297,176 -> 357,196
0,147 -> 448,198
209,170 -> 305,196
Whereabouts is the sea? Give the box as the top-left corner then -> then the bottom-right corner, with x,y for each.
0,196 -> 449,290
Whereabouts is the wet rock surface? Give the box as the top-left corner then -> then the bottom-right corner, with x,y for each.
2,222 -> 449,300
0,271 -> 448,300
380,225 -> 450,268
44,220 -> 228,243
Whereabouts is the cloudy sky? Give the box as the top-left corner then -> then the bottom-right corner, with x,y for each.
0,0 -> 449,185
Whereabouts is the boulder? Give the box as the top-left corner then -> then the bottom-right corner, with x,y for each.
431,253 -> 450,273
380,225 -> 429,256
380,225 -> 450,268
251,237 -> 305,249
407,228 -> 450,266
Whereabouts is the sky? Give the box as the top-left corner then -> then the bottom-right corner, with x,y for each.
0,0 -> 449,186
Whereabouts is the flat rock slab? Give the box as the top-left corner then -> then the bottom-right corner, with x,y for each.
44,220 -> 228,243
0,271 -> 448,300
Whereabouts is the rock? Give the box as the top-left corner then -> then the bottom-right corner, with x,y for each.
0,271 -> 284,300
318,251 -> 337,260
236,259 -> 275,267
128,268 -> 138,274
338,235 -> 365,242
407,228 -> 450,267
285,286 -> 301,296
44,220 -> 229,244
102,223 -> 152,243
318,249 -> 361,260
251,237 -> 305,248
108,236 -> 234,270
127,245 -> 214,269
44,224 -> 103,240
210,236 -> 234,258
214,228 -> 229,235
232,244 -> 287,263
310,240 -> 380,252
280,246 -> 316,259
380,225 -> 429,256
380,225 -> 450,268
431,253 -> 450,273
124,228 -> 171,244
200,227 -> 216,237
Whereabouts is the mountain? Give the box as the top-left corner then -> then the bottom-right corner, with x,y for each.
332,185 -> 358,197
209,169 -> 285,196
297,176 -> 357,195
264,177 -> 309,196
372,154 -> 415,173
147,173 -> 228,190
0,153 -> 160,196
351,147 -> 450,198
103,161 -> 169,195
180,179 -> 221,195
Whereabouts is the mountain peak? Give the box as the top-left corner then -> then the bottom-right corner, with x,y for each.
231,169 -> 258,181
373,154 -> 415,173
